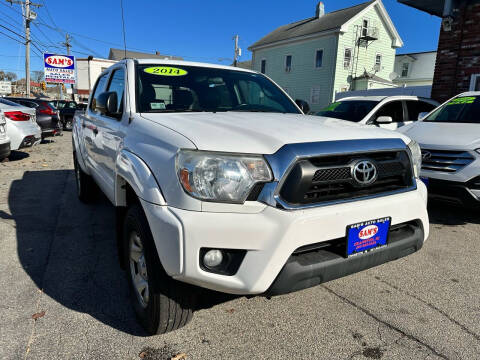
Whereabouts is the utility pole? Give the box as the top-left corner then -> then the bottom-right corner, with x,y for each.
62,33 -> 75,100
233,35 -> 241,67
5,0 -> 42,97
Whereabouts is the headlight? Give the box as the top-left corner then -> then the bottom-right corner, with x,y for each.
475,149 -> 480,155
407,140 -> 422,178
176,150 -> 273,203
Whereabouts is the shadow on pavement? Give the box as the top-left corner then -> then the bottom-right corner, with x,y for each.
428,200 -> 480,226
7,150 -> 29,162
9,169 -> 147,336
9,169 -> 237,336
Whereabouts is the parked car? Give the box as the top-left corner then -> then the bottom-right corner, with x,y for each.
315,96 -> 439,130
0,112 -> 10,160
49,100 -> 79,130
0,98 -> 41,150
73,60 -> 429,335
399,92 -> 480,207
5,97 -> 61,138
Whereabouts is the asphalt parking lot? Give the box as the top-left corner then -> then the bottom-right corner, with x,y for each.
0,133 -> 479,360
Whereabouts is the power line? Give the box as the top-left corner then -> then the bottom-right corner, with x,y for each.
0,23 -> 26,41
0,29 -> 24,43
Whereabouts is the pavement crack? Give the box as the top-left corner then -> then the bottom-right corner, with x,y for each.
322,284 -> 450,360
373,276 -> 480,342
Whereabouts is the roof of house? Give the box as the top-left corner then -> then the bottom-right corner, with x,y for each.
249,0 -> 375,49
396,50 -> 436,57
108,48 -> 183,61
354,71 -> 393,84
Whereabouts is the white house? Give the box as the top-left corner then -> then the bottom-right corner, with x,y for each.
75,57 -> 118,101
248,0 -> 403,111
393,51 -> 437,87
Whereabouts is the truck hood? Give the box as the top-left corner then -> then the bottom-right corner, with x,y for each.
141,112 -> 410,154
399,121 -> 480,150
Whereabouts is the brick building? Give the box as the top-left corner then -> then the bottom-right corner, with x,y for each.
398,0 -> 480,103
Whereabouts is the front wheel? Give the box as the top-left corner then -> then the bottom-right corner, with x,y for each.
73,152 -> 96,203
124,203 -> 195,335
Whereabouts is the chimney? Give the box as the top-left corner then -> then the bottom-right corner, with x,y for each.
316,2 -> 325,18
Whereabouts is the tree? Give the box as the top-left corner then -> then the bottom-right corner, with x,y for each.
0,71 -> 5,81
5,72 -> 17,81
31,71 -> 44,83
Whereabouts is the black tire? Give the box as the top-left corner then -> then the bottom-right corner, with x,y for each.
124,203 -> 195,335
64,117 -> 73,131
73,152 -> 96,203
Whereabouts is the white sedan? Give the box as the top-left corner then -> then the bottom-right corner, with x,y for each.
0,98 -> 41,150
315,95 -> 439,130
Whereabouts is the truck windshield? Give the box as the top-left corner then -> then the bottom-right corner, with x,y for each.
136,64 -> 300,114
316,100 -> 379,122
423,96 -> 480,123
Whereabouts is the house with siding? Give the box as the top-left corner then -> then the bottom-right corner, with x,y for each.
248,0 -> 403,111
393,51 -> 437,87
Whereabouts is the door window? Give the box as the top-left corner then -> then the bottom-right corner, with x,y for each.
375,101 -> 403,122
406,101 -> 436,120
107,69 -> 125,114
90,73 -> 109,112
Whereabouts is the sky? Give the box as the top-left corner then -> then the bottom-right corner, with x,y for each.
0,0 -> 441,79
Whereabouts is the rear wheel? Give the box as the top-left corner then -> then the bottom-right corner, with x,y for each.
73,152 -> 96,203
124,203 -> 195,335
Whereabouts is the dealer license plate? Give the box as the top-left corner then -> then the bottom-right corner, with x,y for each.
346,217 -> 391,257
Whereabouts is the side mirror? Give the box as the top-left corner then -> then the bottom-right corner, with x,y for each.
376,116 -> 393,124
418,112 -> 429,120
95,91 -> 119,118
295,99 -> 310,114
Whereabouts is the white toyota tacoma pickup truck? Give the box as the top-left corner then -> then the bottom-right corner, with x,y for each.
72,59 -> 429,335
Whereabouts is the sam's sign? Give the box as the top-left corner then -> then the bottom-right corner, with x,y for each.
44,53 -> 76,84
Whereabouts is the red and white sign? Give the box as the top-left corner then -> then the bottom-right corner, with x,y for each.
358,225 -> 379,240
44,53 -> 76,84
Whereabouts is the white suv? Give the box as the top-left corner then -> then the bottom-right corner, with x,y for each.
316,96 -> 439,130
399,92 -> 480,206
0,113 -> 10,160
73,59 -> 429,334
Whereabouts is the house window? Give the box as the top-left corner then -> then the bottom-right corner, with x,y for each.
315,50 -> 323,68
285,55 -> 292,72
362,19 -> 369,37
401,63 -> 409,78
310,86 -> 321,105
375,54 -> 382,71
261,59 -> 266,74
344,48 -> 352,69
470,74 -> 480,91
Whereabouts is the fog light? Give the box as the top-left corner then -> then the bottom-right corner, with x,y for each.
203,249 -> 223,268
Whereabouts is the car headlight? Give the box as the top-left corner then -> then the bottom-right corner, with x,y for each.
176,150 -> 273,203
407,140 -> 422,178
475,149 -> 480,155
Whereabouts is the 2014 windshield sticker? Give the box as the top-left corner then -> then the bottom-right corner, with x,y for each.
447,97 -> 476,105
144,67 -> 188,76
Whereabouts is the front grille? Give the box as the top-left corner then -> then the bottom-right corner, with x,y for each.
279,150 -> 414,206
421,149 -> 474,173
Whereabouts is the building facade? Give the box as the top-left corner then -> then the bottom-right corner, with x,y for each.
393,51 -> 437,87
75,58 -> 118,101
249,0 -> 403,111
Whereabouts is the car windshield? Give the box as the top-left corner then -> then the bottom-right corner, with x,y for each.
423,96 -> 480,123
0,98 -> 22,107
136,64 -> 300,114
316,100 -> 380,122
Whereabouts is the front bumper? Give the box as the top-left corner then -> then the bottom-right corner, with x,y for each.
140,182 -> 429,295
426,177 -> 480,207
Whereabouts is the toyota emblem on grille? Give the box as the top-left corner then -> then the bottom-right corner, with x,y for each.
352,160 -> 377,186
422,151 -> 432,160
